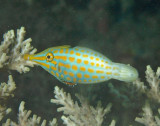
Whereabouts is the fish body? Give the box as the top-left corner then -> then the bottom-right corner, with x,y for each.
24,45 -> 138,85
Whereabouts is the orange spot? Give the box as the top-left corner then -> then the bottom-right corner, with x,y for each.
59,49 -> 63,53
101,60 -> 104,62
67,77 -> 71,81
61,56 -> 67,61
89,80 -> 92,82
69,72 -> 74,77
76,53 -> 81,56
65,64 -> 71,69
83,54 -> 88,58
51,66 -> 57,71
106,72 -> 112,75
84,79 -> 87,82
58,62 -> 65,67
101,76 -> 105,79
70,50 -> 74,54
54,56 -> 67,61
90,56 -> 94,60
78,80 -> 82,83
56,73 -> 59,77
84,60 -> 89,65
105,61 -> 108,64
88,68 -> 94,73
96,58 -> 99,61
92,75 -> 98,79
51,71 -> 55,75
81,50 -> 85,52
72,65 -> 78,71
65,49 -> 69,54
95,54 -> 98,56
101,64 -> 104,67
34,61 -> 50,69
91,62 -> 94,66
77,73 -> 82,78
69,57 -> 75,62
105,66 -> 111,69
96,63 -> 100,67
84,74 -> 90,78
96,70 -> 104,74
54,50 -> 58,54
64,70 -> 68,75
80,66 -> 86,71
61,74 -> 64,78
77,59 -> 82,63
51,60 -> 57,65
73,78 -> 77,82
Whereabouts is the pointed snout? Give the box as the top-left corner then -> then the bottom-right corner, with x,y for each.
24,53 -> 46,61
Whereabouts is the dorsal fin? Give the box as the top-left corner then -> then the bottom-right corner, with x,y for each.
51,45 -> 71,49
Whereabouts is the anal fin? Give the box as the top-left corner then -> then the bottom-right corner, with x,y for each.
63,81 -> 77,86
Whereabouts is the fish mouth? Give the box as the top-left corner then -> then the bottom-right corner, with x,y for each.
24,54 -> 30,60
24,54 -> 35,61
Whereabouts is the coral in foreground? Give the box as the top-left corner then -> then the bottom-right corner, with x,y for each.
0,27 -> 37,73
135,102 -> 160,126
133,65 -> 160,103
0,75 -> 16,121
2,101 -> 58,126
0,75 -> 58,126
51,86 -> 115,126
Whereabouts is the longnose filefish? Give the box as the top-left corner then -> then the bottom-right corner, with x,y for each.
24,45 -> 138,86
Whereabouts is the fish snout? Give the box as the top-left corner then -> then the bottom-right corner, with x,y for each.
23,54 -> 35,61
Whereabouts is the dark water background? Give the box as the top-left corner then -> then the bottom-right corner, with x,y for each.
0,0 -> 160,125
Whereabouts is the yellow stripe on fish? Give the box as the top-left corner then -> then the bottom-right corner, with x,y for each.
24,45 -> 138,85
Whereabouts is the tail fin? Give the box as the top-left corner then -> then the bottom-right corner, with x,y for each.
112,63 -> 138,82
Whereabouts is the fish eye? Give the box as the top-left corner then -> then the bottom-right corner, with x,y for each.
46,52 -> 54,62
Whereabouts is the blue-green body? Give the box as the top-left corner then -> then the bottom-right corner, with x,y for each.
24,46 -> 138,85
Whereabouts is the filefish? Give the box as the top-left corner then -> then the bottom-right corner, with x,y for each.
24,45 -> 138,85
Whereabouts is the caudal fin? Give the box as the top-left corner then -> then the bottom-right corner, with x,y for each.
112,63 -> 138,82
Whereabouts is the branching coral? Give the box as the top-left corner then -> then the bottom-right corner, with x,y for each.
0,27 -> 116,126
51,86 -> 115,126
133,65 -> 160,103
133,65 -> 160,126
0,74 -> 57,126
0,27 -> 37,73
0,75 -> 16,99
2,101 -> 58,126
0,75 -> 16,121
135,102 -> 160,126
